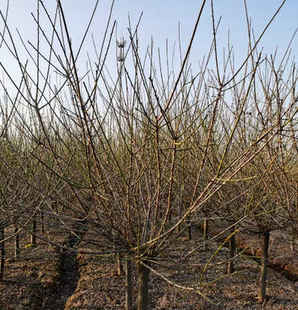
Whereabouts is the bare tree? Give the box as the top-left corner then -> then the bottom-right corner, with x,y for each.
0,0 -> 294,308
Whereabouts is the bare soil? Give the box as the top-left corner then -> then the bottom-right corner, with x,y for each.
0,221 -> 297,309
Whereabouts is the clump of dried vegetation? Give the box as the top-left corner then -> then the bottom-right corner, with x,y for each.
0,0 -> 297,309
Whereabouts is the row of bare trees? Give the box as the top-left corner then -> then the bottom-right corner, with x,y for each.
0,0 -> 297,308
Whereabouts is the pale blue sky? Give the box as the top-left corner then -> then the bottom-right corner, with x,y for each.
0,0 -> 297,90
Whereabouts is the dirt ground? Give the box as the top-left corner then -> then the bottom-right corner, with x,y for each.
0,222 -> 297,309
64,226 -> 298,310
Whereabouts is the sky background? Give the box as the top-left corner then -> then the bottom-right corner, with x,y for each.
0,0 -> 297,96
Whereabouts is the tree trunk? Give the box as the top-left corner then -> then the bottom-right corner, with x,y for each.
125,258 -> 133,310
112,229 -> 122,275
0,227 -> 5,280
187,219 -> 192,240
258,231 -> 270,303
14,225 -> 20,259
41,209 -> 45,234
290,226 -> 296,252
202,218 -> 208,250
226,231 -> 236,274
116,253 -> 123,276
137,261 -> 150,310
31,216 -> 37,246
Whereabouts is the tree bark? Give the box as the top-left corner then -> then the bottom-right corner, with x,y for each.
202,218 -> 208,250
226,231 -> 236,274
112,229 -> 122,275
0,227 -> 5,280
41,209 -> 45,234
137,261 -> 150,310
31,215 -> 37,246
290,226 -> 296,252
125,258 -> 133,310
14,225 -> 20,259
258,231 -> 270,303
187,219 -> 192,240
116,253 -> 123,276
